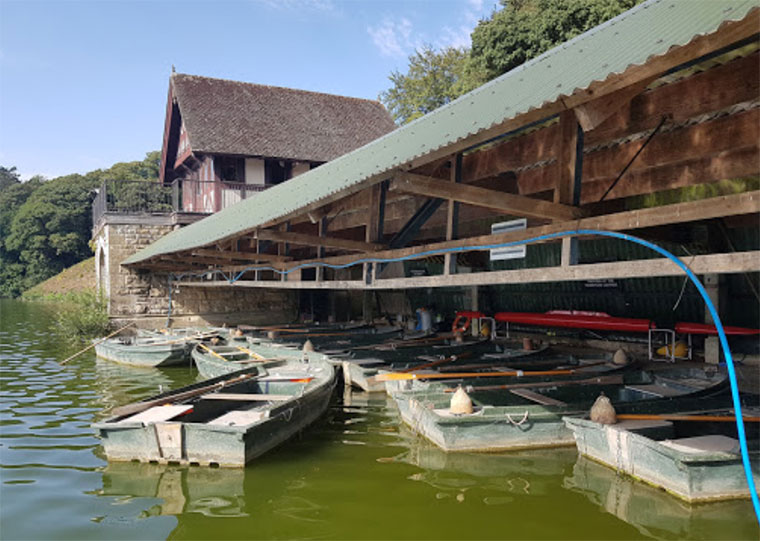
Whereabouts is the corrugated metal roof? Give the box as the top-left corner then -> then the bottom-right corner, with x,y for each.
124,0 -> 757,266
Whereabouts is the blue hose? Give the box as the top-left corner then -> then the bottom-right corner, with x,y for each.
169,228 -> 759,518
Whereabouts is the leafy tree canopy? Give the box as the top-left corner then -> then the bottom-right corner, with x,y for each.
380,0 -> 638,125
0,166 -> 21,191
0,151 -> 160,297
470,0 -> 638,80
380,46 -> 486,125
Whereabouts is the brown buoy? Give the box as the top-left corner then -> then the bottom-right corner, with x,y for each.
522,338 -> 534,351
267,330 -> 279,340
232,328 -> 244,338
612,348 -> 629,365
590,392 -> 617,425
450,386 -> 473,415
454,331 -> 464,344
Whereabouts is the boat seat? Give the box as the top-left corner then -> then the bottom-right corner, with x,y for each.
208,409 -> 269,427
201,393 -> 292,401
509,389 -> 566,406
660,435 -> 740,455
116,405 -> 193,425
625,384 -> 683,397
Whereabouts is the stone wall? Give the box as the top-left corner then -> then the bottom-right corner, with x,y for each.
93,214 -> 297,328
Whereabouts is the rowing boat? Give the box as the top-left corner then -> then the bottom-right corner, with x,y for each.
563,408 -> 760,502
391,367 -> 729,452
94,336 -> 194,367
93,356 -> 337,467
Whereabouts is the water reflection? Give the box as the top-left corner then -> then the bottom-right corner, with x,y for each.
391,428 -> 576,502
100,462 -> 247,517
564,454 -> 759,540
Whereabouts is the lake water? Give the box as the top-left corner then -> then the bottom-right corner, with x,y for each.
1,298 -> 757,540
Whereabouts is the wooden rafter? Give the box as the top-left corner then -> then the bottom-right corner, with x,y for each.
390,172 -> 582,221
254,229 -> 384,252
268,191 -> 760,271
178,250 -> 760,290
192,248 -> 291,264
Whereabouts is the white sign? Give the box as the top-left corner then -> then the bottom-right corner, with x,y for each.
490,218 -> 527,261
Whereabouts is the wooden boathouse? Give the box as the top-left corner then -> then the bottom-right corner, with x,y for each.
109,1 -> 758,344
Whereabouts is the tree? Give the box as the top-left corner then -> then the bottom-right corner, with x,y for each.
470,0 -> 639,81
380,46 -> 486,125
0,166 -> 21,191
379,0 -> 639,125
5,174 -> 100,289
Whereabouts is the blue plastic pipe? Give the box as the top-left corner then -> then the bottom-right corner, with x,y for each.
169,228 -> 759,520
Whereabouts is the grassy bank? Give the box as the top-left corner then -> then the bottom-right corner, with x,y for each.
21,258 -> 110,343
22,257 -> 96,300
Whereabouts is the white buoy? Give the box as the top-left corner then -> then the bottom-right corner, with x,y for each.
303,339 -> 315,352
590,393 -> 617,424
267,331 -> 279,340
450,386 -> 473,415
612,348 -> 629,365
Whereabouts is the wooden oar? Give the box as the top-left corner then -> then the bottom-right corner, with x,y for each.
617,413 -> 760,423
443,374 -> 625,392
139,332 -> 221,346
198,342 -> 233,362
400,351 -> 473,373
374,366 -> 594,382
60,321 -> 136,365
234,344 -> 267,360
111,371 -> 258,418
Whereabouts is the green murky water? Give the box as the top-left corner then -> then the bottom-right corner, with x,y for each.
1,298 -> 758,540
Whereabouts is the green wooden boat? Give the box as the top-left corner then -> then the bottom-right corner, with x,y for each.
192,341 -> 334,380
94,336 -> 193,367
391,367 -> 729,452
563,411 -> 760,502
93,356 -> 337,467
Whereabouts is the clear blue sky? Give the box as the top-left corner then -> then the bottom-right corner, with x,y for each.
0,0 -> 497,180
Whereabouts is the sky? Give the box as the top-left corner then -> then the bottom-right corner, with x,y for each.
0,0 -> 498,180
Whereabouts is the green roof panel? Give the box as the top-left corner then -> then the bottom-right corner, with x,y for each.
124,0 -> 757,265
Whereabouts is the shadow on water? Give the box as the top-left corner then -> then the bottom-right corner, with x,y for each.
2,299 -> 758,540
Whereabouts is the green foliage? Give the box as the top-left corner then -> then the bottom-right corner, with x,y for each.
379,0 -> 638,125
0,151 -> 161,298
470,0 -> 639,81
0,166 -> 21,191
51,291 -> 110,344
108,180 -> 173,213
380,46 -> 486,125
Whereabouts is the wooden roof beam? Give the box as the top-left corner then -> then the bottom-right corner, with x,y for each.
254,229 -> 384,252
192,248 -> 291,264
390,172 -> 583,221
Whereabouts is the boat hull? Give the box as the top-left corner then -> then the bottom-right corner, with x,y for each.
94,340 -> 192,367
564,416 -> 759,502
93,360 -> 337,467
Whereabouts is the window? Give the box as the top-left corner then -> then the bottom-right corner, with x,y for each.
217,156 -> 244,182
265,159 -> 291,185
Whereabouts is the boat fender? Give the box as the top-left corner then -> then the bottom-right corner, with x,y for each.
656,341 -> 688,358
522,338 -> 534,351
451,314 -> 471,334
590,392 -> 617,425
450,385 -> 473,415
612,349 -> 629,365
267,331 -> 279,340
303,339 -> 315,353
454,331 -> 464,344
232,328 -> 244,338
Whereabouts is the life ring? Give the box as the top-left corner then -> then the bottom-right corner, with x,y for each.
452,314 -> 472,334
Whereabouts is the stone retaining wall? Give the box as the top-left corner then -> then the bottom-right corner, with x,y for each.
93,215 -> 297,326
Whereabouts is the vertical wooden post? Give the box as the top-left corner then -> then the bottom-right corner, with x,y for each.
316,217 -> 326,282
556,110 -> 584,267
363,182 -> 386,321
280,221 -> 290,282
444,154 -> 462,275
